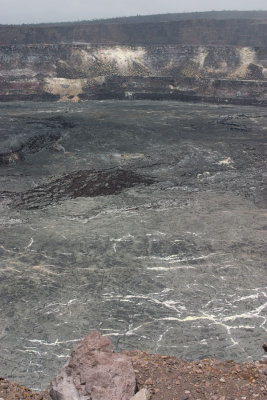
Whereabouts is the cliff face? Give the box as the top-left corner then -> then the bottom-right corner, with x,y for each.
1,19 -> 267,46
0,17 -> 267,104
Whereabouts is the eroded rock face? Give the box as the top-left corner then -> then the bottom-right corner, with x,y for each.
49,331 -> 136,400
0,14 -> 267,104
0,43 -> 267,105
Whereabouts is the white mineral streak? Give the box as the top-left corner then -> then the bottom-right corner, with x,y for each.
110,234 -> 134,242
217,157 -> 234,166
0,217 -> 23,225
25,237 -> 34,249
99,281 -> 266,354
28,338 -> 83,346
137,252 -> 224,267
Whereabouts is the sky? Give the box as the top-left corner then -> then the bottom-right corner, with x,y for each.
1,0 -> 267,25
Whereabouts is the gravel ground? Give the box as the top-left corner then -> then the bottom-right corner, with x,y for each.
1,352 -> 266,400
128,351 -> 267,400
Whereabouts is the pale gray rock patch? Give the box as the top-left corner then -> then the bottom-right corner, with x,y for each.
130,388 -> 151,400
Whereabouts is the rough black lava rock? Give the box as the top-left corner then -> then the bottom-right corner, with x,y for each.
11,168 -> 155,209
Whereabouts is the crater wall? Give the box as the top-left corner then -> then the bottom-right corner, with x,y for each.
0,18 -> 267,104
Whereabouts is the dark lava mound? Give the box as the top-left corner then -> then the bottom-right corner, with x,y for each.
12,168 -> 155,209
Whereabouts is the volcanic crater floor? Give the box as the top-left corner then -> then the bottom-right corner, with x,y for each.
0,100 -> 266,390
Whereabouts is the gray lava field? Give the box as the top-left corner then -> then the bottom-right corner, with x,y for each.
0,100 -> 266,389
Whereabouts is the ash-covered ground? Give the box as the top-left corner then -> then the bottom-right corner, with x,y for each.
0,100 -> 266,389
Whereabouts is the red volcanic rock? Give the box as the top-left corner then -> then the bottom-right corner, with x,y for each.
49,331 -> 136,400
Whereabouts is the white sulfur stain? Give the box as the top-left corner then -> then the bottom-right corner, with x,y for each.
109,152 -> 123,159
223,303 -> 267,323
0,245 -> 16,253
235,294 -> 261,301
185,231 -> 202,236
53,354 -> 70,359
0,217 -> 23,225
125,323 -> 146,336
3,222 -> 263,364
102,284 -> 266,355
44,78 -> 87,101
45,299 -> 77,308
103,332 -> 123,337
100,328 -> 120,331
52,142 -> 66,153
31,265 -> 58,275
157,314 -> 244,349
109,152 -> 145,160
103,292 -> 183,314
18,348 -> 48,357
162,288 -> 174,293
94,47 -> 146,75
146,265 -> 196,271
137,252 -> 224,264
23,348 -> 42,355
239,47 -> 256,65
28,338 -> 83,346
230,325 -> 255,330
25,238 -> 34,249
24,350 -> 42,355
110,234 -> 134,242
88,207 -> 138,220
193,47 -> 209,68
156,327 -> 171,351
218,157 -> 234,166
110,234 -> 134,253
230,47 -> 259,78
146,231 -> 166,236
119,299 -> 135,302
160,316 -> 209,322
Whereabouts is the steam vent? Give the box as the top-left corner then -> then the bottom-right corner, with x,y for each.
0,10 -> 267,104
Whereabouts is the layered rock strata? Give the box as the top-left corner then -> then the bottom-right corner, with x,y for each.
0,16 -> 267,104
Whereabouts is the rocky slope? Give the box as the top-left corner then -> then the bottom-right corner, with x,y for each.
0,13 -> 267,104
0,332 -> 266,400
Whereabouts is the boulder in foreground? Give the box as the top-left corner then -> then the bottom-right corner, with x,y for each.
49,331 -> 136,400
